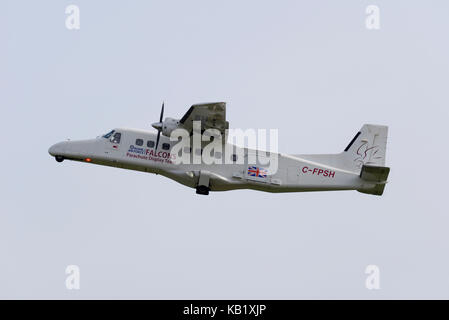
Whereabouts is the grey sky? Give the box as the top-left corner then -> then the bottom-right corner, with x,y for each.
1,0 -> 449,299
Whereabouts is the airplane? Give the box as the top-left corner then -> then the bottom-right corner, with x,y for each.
48,102 -> 390,196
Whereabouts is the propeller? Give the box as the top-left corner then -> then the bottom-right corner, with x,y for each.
152,102 -> 164,149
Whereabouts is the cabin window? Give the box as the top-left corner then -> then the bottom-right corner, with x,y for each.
195,148 -> 202,156
232,154 -> 237,162
147,140 -> 155,148
215,152 -> 222,159
135,139 -> 143,146
162,143 -> 170,150
183,146 -> 191,154
111,132 -> 121,144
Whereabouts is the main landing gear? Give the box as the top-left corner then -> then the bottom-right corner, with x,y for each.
196,171 -> 211,195
196,185 -> 210,195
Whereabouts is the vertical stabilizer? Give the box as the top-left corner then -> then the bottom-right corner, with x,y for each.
343,124 -> 388,171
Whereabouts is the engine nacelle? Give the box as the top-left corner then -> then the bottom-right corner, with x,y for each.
161,117 -> 180,137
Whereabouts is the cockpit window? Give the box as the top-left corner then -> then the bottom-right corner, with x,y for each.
111,132 -> 121,144
102,130 -> 115,139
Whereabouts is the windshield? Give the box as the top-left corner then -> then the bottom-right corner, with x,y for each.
102,130 -> 115,139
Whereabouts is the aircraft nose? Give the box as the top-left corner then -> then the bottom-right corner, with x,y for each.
48,142 -> 66,156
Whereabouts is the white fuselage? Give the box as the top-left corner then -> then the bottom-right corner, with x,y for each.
49,127 -> 373,194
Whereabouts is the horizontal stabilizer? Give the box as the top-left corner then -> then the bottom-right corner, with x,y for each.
358,165 -> 390,196
360,165 -> 390,182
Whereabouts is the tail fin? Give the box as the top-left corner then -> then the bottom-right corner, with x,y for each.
343,124 -> 390,196
343,124 -> 388,171
293,124 -> 390,196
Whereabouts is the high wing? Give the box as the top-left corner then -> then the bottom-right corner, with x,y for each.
179,102 -> 229,137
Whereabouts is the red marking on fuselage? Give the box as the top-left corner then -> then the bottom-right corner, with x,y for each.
301,166 -> 335,178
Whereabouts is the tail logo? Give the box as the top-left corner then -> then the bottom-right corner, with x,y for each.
354,141 -> 382,168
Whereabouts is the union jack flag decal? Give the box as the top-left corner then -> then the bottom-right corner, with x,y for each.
247,166 -> 267,178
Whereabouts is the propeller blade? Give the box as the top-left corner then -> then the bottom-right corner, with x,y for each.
155,131 -> 161,150
159,102 -> 164,122
152,101 -> 165,149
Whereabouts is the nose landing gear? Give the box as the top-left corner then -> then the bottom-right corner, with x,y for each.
55,156 -> 64,163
